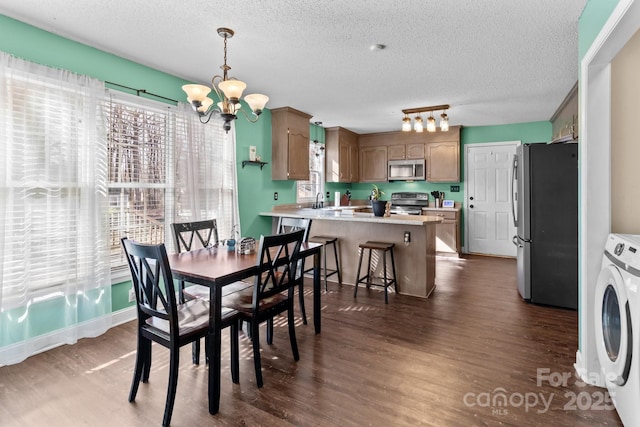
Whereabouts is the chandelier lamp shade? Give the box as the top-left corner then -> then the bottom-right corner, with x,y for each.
401,104 -> 450,133
182,27 -> 269,132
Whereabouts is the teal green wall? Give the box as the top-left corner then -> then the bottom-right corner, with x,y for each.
579,0 -> 620,60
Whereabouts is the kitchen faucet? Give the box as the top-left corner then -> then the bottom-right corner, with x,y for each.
313,192 -> 323,209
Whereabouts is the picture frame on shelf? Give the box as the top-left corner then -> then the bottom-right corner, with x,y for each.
442,200 -> 454,208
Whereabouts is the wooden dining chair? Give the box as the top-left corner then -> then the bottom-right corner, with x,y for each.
171,219 -> 219,302
276,217 -> 312,326
223,229 -> 305,388
121,238 -> 240,426
171,219 -> 250,364
170,219 -> 218,365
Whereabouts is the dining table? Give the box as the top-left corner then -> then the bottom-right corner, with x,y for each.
168,241 -> 322,415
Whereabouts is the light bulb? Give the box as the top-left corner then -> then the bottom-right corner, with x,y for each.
426,114 -> 436,132
414,115 -> 423,132
440,112 -> 449,131
402,115 -> 411,132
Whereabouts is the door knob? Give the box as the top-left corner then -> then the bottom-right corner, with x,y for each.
470,204 -> 474,208
470,196 -> 474,200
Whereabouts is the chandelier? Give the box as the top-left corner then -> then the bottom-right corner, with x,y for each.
182,27 -> 269,132
401,104 -> 450,133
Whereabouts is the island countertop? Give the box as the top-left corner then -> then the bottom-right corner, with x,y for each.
260,208 -> 442,226
260,208 -> 440,299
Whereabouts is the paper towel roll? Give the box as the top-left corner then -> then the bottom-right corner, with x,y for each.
335,192 -> 340,207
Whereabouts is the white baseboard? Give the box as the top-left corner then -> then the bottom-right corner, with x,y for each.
574,349 -> 605,388
111,306 -> 136,327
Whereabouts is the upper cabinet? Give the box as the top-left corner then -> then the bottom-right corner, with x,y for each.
326,126 -> 359,182
551,82 -> 578,142
360,146 -> 388,182
271,107 -> 312,180
359,126 -> 461,182
387,144 -> 406,160
426,140 -> 460,182
387,143 -> 424,160
406,143 -> 426,159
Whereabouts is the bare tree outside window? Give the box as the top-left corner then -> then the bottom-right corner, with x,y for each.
297,141 -> 325,203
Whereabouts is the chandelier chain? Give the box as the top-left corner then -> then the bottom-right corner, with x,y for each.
222,34 -> 229,79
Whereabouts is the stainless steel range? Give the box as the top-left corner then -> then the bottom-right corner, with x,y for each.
389,192 -> 429,215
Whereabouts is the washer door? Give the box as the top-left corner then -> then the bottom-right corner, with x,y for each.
594,264 -> 632,386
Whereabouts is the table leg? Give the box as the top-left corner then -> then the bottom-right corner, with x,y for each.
208,282 -> 222,414
313,250 -> 321,334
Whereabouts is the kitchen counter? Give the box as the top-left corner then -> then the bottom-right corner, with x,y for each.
260,208 -> 443,226
261,209 -> 441,298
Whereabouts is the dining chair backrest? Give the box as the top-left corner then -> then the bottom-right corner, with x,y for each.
252,229 -> 305,312
276,217 -> 311,242
172,219 -> 219,252
121,238 -> 179,340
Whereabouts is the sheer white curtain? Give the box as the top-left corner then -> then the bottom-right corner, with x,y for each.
174,103 -> 241,242
0,52 -> 111,365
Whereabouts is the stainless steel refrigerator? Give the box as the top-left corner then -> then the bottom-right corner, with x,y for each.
511,143 -> 578,309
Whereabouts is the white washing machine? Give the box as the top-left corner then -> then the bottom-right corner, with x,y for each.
595,233 -> 640,425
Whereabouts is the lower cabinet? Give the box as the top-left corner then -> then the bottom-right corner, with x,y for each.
422,208 -> 460,254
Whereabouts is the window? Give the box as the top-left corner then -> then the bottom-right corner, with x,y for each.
106,92 -> 240,272
106,95 -> 173,269
296,141 -> 325,203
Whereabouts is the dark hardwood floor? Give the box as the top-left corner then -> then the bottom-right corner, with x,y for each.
0,255 -> 623,426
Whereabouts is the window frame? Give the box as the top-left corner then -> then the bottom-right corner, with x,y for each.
296,141 -> 325,204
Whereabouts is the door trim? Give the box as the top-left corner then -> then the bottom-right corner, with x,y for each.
464,140 -> 521,254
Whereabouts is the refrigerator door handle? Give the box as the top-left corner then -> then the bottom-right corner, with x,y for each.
510,154 -> 518,227
512,235 -> 521,247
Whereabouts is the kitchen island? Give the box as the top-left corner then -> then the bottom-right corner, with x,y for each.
260,208 -> 442,298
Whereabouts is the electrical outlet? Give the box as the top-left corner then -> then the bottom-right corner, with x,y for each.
404,231 -> 411,243
274,192 -> 278,200
450,185 -> 460,192
128,287 -> 135,303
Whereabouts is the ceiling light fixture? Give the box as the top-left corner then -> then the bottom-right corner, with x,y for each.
401,104 -> 450,133
402,114 -> 412,132
426,113 -> 436,132
182,27 -> 268,133
414,115 -> 423,133
440,111 -> 449,131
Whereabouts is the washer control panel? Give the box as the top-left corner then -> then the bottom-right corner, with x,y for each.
606,234 -> 640,270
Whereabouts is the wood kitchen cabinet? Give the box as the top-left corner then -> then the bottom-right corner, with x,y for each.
271,106 -> 312,180
406,143 -> 425,159
426,140 -> 460,182
360,145 -> 388,182
422,207 -> 461,254
326,126 -> 359,182
387,144 -> 406,160
388,143 -> 424,160
551,82 -> 578,142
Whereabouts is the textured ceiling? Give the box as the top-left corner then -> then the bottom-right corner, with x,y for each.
0,0 -> 586,134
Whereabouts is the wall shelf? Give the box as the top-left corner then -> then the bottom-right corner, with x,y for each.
242,160 -> 268,170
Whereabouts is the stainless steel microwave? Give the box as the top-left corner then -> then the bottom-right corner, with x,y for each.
388,159 -> 425,181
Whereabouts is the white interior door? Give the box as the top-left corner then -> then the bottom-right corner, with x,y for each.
465,142 -> 519,256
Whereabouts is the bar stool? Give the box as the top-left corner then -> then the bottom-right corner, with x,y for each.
354,241 -> 397,304
307,235 -> 342,290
